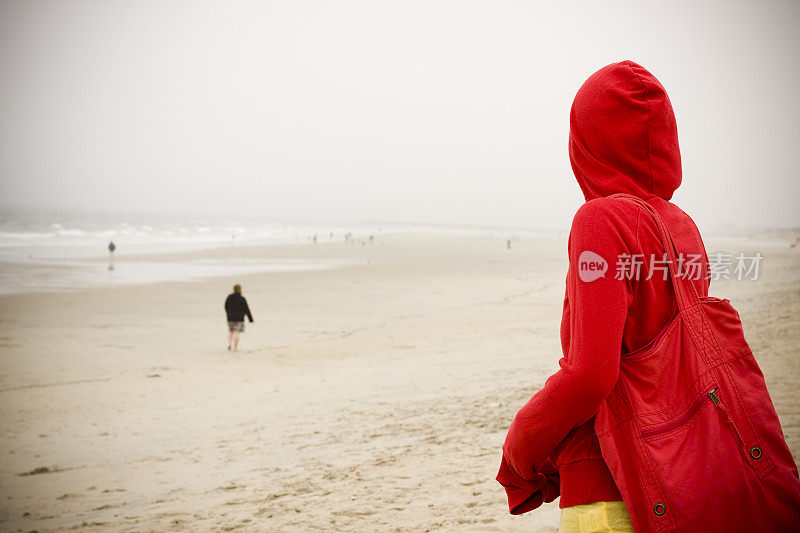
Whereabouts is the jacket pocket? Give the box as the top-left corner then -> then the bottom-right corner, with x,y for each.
640,386 -> 767,474
637,386 -> 755,527
639,388 -> 711,439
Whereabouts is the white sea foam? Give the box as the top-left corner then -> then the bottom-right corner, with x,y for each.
0,209 -> 368,262
0,208 -> 388,293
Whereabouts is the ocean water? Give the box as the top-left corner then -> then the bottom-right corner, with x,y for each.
0,207 -> 367,261
0,208 -> 379,294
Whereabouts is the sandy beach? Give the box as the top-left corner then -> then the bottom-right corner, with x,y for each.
1,232 -> 798,532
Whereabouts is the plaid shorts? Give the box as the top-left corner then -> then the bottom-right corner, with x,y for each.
228,321 -> 245,332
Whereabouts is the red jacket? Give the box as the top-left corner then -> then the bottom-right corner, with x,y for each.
497,61 -> 709,511
499,60 -> 800,531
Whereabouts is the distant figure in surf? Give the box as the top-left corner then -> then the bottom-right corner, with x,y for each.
224,284 -> 254,351
108,241 -> 116,270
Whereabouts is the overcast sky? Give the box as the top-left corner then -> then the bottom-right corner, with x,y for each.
1,0 -> 798,231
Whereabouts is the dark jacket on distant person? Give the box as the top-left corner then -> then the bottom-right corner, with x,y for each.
225,293 -> 253,322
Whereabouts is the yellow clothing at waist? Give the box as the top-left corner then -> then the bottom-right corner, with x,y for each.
559,500 -> 634,533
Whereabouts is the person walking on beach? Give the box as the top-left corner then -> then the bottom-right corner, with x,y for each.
224,284 -> 253,351
108,241 -> 116,270
496,61 -> 800,532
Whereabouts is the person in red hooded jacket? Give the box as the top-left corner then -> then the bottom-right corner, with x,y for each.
496,61 -> 711,530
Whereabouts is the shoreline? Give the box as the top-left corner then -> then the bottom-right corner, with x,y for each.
0,229 -> 790,297
0,231 -> 561,296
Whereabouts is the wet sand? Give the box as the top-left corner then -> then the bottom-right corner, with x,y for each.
0,232 -> 798,531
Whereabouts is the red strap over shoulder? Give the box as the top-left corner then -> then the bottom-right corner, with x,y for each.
608,193 -> 700,310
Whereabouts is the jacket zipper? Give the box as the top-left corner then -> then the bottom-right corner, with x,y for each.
708,388 -> 748,449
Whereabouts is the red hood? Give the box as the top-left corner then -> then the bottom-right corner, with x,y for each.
568,60 -> 681,202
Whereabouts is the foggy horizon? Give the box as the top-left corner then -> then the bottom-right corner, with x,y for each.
2,0 -> 799,233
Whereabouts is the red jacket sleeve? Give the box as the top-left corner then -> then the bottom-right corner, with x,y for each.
499,199 -> 635,489
496,453 -> 560,514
